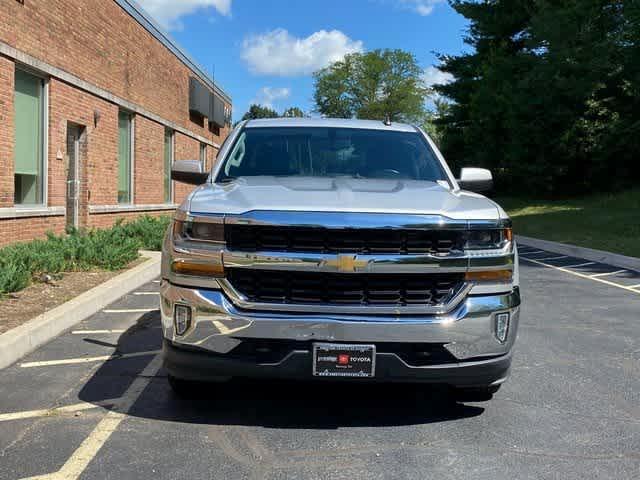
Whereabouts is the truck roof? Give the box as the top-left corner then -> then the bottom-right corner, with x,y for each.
244,117 -> 418,133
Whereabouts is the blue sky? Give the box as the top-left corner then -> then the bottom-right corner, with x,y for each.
136,0 -> 469,120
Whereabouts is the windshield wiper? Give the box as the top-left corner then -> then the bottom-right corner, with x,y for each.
217,176 -> 238,184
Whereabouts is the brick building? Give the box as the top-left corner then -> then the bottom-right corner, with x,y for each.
0,0 -> 232,246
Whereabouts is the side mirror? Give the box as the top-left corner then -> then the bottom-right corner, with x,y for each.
457,167 -> 493,193
171,160 -> 209,185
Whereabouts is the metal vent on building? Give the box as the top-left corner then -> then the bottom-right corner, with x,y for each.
189,77 -> 210,118
210,94 -> 226,128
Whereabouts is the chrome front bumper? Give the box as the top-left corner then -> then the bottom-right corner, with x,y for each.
160,282 -> 520,362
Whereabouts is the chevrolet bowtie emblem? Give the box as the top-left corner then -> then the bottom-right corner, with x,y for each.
327,254 -> 367,273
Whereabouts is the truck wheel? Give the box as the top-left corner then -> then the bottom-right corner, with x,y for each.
452,385 -> 501,402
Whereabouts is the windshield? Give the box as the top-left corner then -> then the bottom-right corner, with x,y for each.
216,127 -> 447,182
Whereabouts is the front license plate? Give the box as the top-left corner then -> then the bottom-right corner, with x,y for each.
312,343 -> 376,378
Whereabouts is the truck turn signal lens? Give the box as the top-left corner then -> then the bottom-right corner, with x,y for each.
465,269 -> 513,282
505,228 -> 513,242
171,260 -> 224,277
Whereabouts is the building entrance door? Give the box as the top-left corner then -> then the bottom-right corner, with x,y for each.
66,124 -> 83,231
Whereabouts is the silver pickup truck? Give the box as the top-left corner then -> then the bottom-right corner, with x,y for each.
161,118 -> 520,400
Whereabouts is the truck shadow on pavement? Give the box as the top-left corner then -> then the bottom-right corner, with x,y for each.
77,312 -> 485,429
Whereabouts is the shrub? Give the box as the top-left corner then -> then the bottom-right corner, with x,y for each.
113,215 -> 171,251
0,215 -> 171,296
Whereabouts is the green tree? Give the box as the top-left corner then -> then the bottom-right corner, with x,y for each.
422,98 -> 451,148
313,49 -> 427,122
434,0 -> 640,195
240,104 -> 279,121
282,107 -> 305,117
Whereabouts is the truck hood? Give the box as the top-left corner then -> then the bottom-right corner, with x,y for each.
186,176 -> 501,220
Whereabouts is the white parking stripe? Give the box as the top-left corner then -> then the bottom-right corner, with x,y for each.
132,292 -> 159,296
521,257 -> 640,294
102,308 -> 158,313
152,280 -> 160,283
0,399 -> 119,423
536,255 -> 569,261
563,262 -> 596,268
589,270 -> 627,278
71,329 -> 126,335
628,284 -> 640,289
19,355 -> 164,480
521,250 -> 546,255
19,350 -> 161,368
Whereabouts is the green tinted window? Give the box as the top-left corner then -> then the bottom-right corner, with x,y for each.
118,111 -> 132,203
14,69 -> 44,205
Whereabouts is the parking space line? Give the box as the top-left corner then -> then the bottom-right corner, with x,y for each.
0,399 -> 119,423
521,250 -> 546,255
521,257 -> 640,294
563,262 -> 596,268
629,284 -> 640,290
102,308 -> 158,313
535,255 -> 569,261
19,355 -> 164,480
71,329 -> 127,335
132,292 -> 159,296
589,269 -> 627,278
19,350 -> 161,368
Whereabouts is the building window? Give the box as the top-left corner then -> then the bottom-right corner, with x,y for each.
117,111 -> 133,204
164,128 -> 174,203
14,69 -> 45,205
200,143 -> 207,169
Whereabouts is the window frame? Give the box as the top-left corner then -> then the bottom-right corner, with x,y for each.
199,142 -> 207,170
13,66 -> 49,208
164,128 -> 175,204
117,110 -> 135,204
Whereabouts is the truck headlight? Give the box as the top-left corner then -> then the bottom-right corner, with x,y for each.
173,219 -> 225,243
170,215 -> 225,278
463,228 -> 512,251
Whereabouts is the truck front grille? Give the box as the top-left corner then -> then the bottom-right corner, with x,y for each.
225,340 -> 459,366
226,269 -> 465,307
226,225 -> 464,255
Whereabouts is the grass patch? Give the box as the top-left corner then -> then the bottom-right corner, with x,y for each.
0,215 -> 171,296
496,189 -> 640,258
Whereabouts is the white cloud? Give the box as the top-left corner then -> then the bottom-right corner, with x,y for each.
136,0 -> 232,31
252,87 -> 291,109
241,29 -> 364,76
396,0 -> 446,16
423,66 -> 454,88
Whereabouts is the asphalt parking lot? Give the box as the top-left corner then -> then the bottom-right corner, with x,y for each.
1,244 -> 639,480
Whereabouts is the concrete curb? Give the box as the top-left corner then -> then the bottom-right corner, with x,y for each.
517,235 -> 640,272
0,251 -> 161,370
